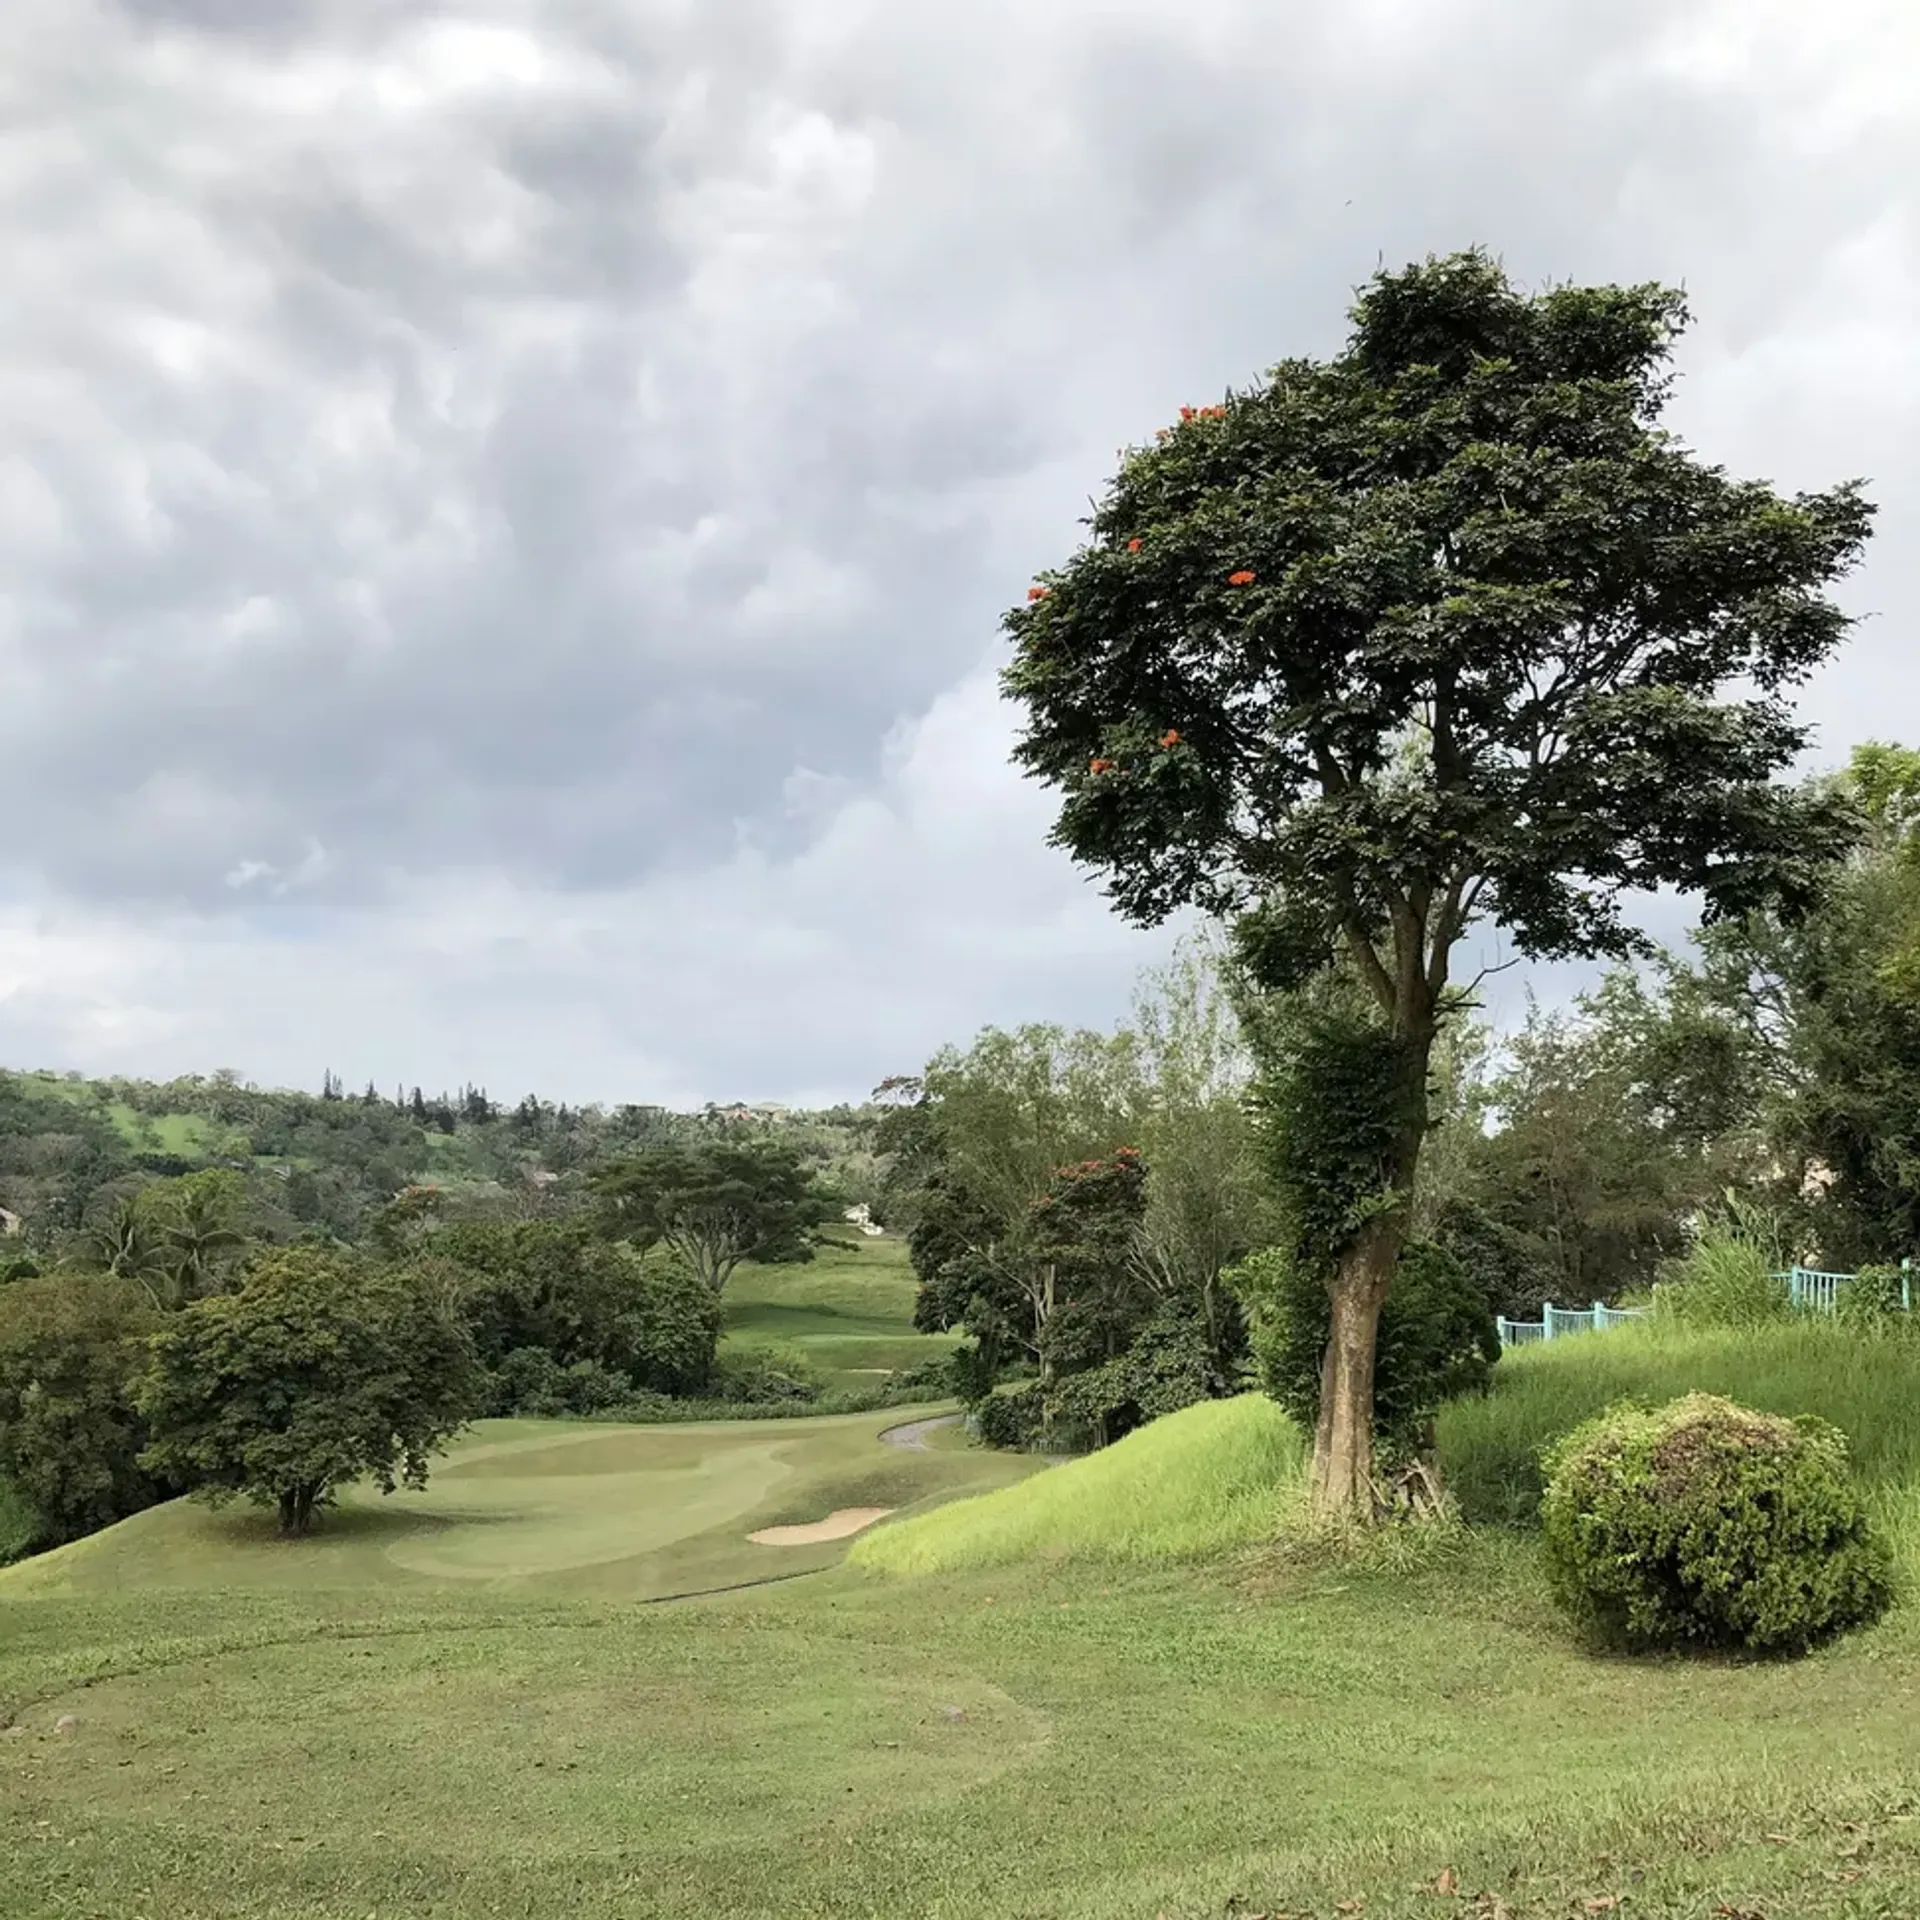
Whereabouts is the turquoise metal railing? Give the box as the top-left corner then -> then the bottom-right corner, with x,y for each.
1785,1265 -> 1851,1313
1495,1260 -> 1915,1349
1496,1300 -> 1650,1348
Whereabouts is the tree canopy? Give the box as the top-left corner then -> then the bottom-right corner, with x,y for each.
586,1141 -> 836,1294
137,1247 -> 481,1535
1001,249 -> 1875,1511
0,1274 -> 169,1550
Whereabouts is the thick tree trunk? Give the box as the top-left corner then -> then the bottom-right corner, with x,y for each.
1310,1017 -> 1437,1519
1312,1216 -> 1405,1515
278,1481 -> 323,1536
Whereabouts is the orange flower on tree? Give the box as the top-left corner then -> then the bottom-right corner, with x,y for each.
1089,756 -> 1114,774
1027,585 -> 1050,601
1228,570 -> 1256,586
1127,538 -> 1142,552
1160,729 -> 1182,748
1179,405 -> 1196,421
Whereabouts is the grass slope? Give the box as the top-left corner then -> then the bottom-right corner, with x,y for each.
722,1231 -> 959,1389
1439,1317 -> 1920,1557
852,1394 -> 1307,1574
14,1071 -> 217,1156
5,1514 -> 1918,1915
7,1333 -> 1920,1916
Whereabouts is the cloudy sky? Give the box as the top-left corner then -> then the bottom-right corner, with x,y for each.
0,0 -> 1915,1109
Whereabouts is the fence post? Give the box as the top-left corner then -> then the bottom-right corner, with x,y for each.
1542,1301 -> 1555,1340
1788,1265 -> 1802,1309
1496,1316 -> 1510,1347
1591,1300 -> 1604,1331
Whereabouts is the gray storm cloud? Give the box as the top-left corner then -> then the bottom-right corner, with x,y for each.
0,0 -> 1913,1101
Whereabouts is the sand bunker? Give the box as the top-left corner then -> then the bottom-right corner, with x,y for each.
748,1507 -> 895,1546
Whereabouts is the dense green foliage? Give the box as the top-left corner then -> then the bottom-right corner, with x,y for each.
0,1275 -> 169,1550
883,955 -> 1261,1452
1236,983 -> 1420,1288
1002,249 -> 1871,968
1423,978 -> 1750,1316
586,1140 -> 837,1294
1539,1392 -> 1893,1655
137,1247 -> 483,1534
1663,745 -> 1920,1267
430,1221 -> 721,1406
0,1064 -> 884,1267
0,1470 -> 33,1564
1230,1237 -> 1499,1460
84,1168 -> 252,1309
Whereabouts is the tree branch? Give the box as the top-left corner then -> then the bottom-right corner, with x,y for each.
1459,953 -> 1524,1000
1425,870 -> 1473,999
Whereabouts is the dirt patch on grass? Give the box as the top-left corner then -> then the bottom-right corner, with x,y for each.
748,1508 -> 895,1546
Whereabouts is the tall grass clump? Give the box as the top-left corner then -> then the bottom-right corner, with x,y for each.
1654,1197 -> 1791,1330
850,1395 -> 1307,1575
1438,1317 -> 1920,1546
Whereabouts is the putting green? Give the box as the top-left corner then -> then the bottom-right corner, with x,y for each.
387,1430 -> 798,1580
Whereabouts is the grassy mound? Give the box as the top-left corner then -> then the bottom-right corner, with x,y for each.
1439,1319 -> 1920,1559
850,1394 -> 1306,1575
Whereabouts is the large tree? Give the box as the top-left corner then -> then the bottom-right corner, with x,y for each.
137,1247 -> 480,1536
0,1275 -> 170,1550
1001,250 -> 1874,1512
585,1141 -> 835,1294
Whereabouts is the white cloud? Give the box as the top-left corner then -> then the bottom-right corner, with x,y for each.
0,0 -> 1914,1101
0,658 -> 1180,1102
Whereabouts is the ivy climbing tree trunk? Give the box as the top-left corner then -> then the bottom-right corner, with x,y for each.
1312,1012 -> 1436,1515
1315,1218 -> 1400,1512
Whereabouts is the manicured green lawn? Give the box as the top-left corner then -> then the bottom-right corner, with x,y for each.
0,1407 -> 1027,1606
5,1384 -> 1920,1918
723,1231 -> 960,1389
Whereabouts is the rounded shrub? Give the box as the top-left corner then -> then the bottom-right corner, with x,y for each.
1540,1391 -> 1893,1656
706,1344 -> 819,1405
1836,1263 -> 1914,1333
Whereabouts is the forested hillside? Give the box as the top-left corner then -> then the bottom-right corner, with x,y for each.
0,1067 -> 886,1260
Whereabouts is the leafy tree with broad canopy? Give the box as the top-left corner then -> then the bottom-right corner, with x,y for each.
586,1140 -> 835,1294
1001,249 -> 1874,1513
137,1246 -> 482,1536
0,1274 -> 170,1549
